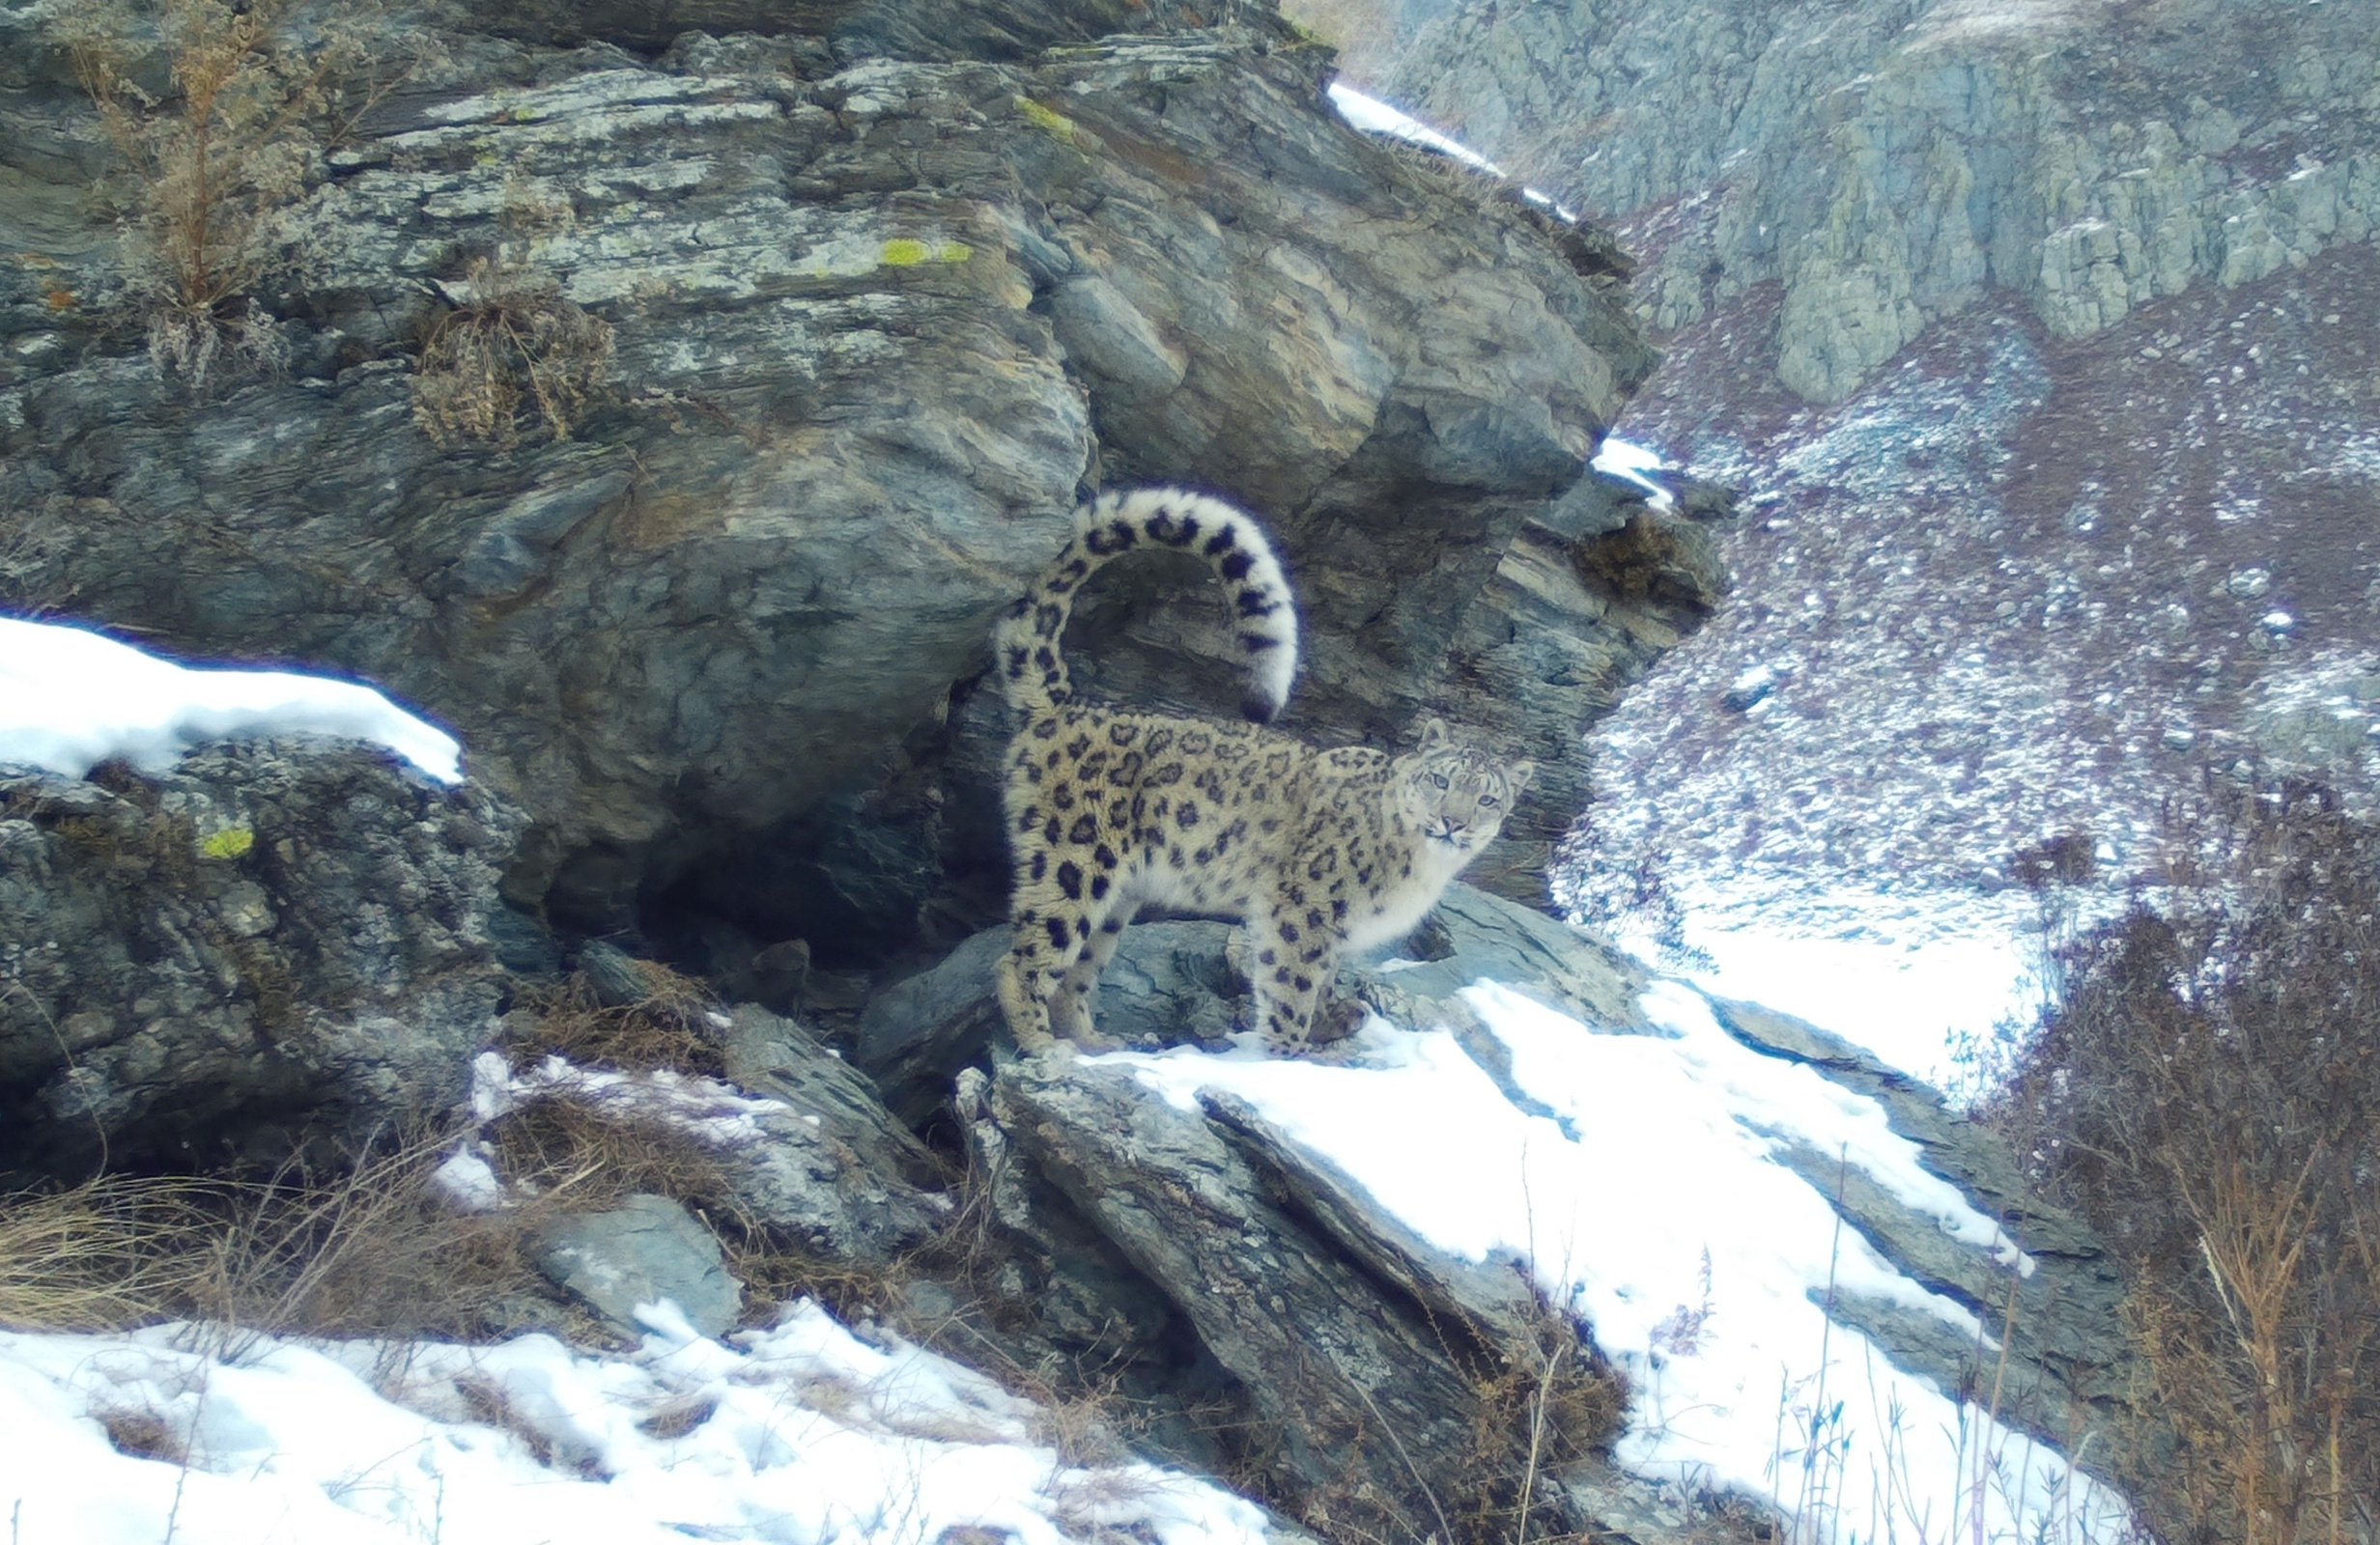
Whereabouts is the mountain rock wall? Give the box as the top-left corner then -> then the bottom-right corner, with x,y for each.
1364,0 -> 2380,934
1390,0 -> 2380,400
0,0 -> 1683,957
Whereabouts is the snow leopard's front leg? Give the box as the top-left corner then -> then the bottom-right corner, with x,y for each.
1250,898 -> 1338,1050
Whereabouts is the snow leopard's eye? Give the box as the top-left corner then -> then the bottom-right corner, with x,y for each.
1477,793 -> 1498,808
1430,772 -> 1449,789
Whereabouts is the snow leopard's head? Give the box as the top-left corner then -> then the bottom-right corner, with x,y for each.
1392,718 -> 1533,859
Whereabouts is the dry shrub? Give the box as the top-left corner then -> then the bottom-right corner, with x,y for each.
503,960 -> 724,1077
59,0 -> 422,383
96,1403 -> 187,1463
1213,1289 -> 1629,1545
411,252 -> 614,448
1553,825 -> 1714,976
194,1143 -> 567,1340
2000,776 -> 2380,1545
1574,512 -> 1725,611
1453,1291 -> 1630,1545
0,1148 -> 552,1340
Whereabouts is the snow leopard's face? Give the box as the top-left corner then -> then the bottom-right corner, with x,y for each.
1393,721 -> 1533,857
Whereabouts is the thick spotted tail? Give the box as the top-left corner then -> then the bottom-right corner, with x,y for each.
993,488 -> 1300,721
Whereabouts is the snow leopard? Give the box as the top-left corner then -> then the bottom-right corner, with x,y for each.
991,487 -> 1533,1052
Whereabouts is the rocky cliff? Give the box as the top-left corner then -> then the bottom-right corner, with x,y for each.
0,0 -> 1698,973
1391,0 -> 2380,402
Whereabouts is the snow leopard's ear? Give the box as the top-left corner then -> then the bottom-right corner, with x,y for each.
1417,716 -> 1451,751
1505,759 -> 1535,796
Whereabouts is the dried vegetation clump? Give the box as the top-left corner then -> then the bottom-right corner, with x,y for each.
1216,1287 -> 1629,1545
501,957 -> 725,1077
411,252 -> 615,448
1998,776 -> 2380,1545
59,0 -> 424,383
0,1142 -> 575,1341
1453,1290 -> 1631,1544
1575,512 -> 1725,611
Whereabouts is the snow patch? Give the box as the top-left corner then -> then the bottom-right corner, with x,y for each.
1326,84 -> 1579,218
0,1303 -> 1267,1545
1594,434 -> 1677,505
0,617 -> 461,784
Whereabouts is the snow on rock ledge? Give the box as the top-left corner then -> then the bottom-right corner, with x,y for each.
0,618 -> 462,785
926,884 -> 2144,1539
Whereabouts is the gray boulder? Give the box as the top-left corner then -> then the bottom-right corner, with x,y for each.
0,738 -> 522,1175
712,1002 -> 948,1256
857,918 -> 1240,1125
536,1192 -> 742,1338
983,1051 -> 1613,1539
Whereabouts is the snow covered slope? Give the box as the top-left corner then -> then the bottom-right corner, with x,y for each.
0,1302 -> 1266,1545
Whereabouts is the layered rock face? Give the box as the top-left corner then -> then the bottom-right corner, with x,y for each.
0,0 -> 1686,956
0,741 -> 521,1172
1391,0 -> 2380,401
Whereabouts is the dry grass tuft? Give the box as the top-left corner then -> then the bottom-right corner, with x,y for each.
1441,1289 -> 1631,1545
1206,1286 -> 1629,1545
484,1096 -> 741,1224
97,1403 -> 187,1463
0,1176 -> 222,1332
636,1395 -> 720,1441
502,960 -> 725,1077
1574,511 -> 1725,611
411,251 -> 614,448
203,1145 -> 562,1341
0,1138 -> 579,1342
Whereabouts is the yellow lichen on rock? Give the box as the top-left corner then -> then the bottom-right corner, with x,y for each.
878,238 -> 973,267
1013,97 -> 1078,141
201,826 -> 255,860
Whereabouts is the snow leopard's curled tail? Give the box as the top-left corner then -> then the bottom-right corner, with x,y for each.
994,488 -> 1300,722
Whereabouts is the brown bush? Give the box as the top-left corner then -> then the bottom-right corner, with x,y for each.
2000,777 -> 2380,1545
1574,512 -> 1726,612
60,0 -> 423,382
501,960 -> 725,1078
0,1176 -> 223,1331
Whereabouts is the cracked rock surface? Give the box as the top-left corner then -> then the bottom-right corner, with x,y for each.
0,739 -> 522,1173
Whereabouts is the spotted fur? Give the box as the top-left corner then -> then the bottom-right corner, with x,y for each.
992,492 -> 1534,1053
